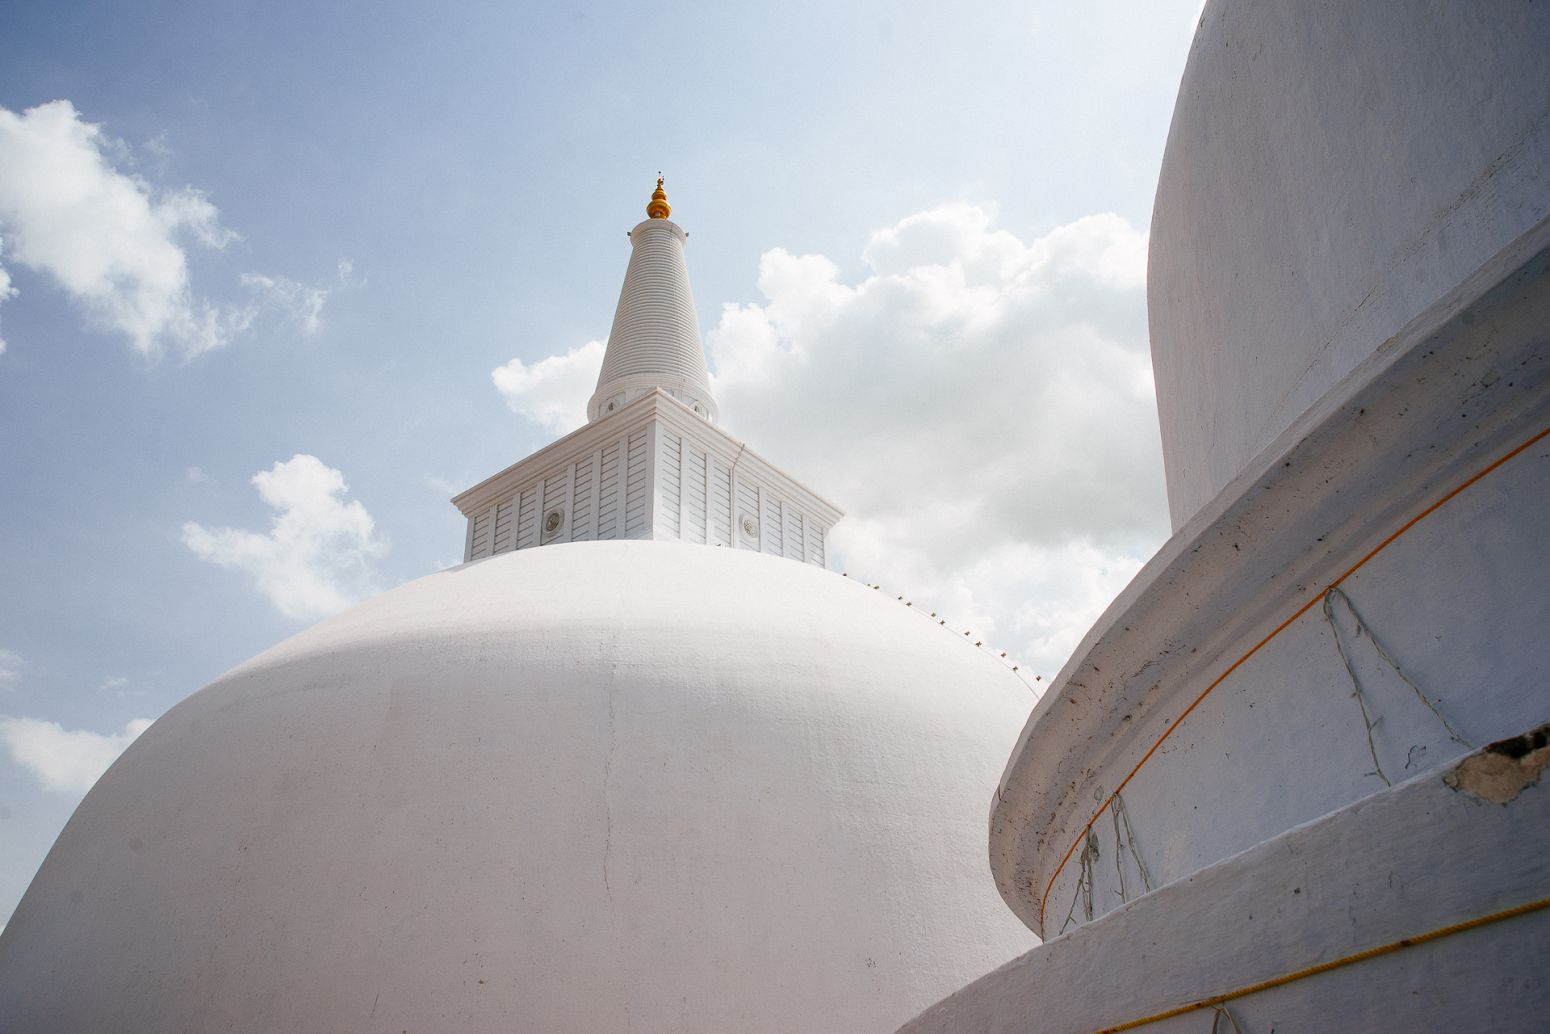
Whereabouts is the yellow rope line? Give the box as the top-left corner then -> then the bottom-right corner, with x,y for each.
1038,422 -> 1550,926
1092,895 -> 1550,1033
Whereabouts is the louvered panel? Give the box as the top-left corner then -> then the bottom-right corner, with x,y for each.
598,441 -> 621,540
684,446 -> 708,544
735,479 -> 760,550
712,462 -> 733,545
491,496 -> 515,554
469,508 -> 494,560
572,458 -> 594,541
543,473 -> 567,512
762,494 -> 783,556
783,507 -> 804,560
516,487 -> 538,549
660,431 -> 682,537
625,430 -> 649,537
808,522 -> 826,567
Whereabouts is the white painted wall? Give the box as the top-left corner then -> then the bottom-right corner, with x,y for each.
655,424 -> 831,564
0,543 -> 1037,1033
465,426 -> 650,559
458,391 -> 839,566
1149,0 -> 1550,529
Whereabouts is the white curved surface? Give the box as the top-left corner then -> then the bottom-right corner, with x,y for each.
0,542 -> 1036,1033
589,219 -> 718,422
990,214 -> 1550,936
1149,1 -> 1550,529
908,739 -> 1550,1033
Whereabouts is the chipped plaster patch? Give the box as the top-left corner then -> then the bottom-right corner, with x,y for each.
1443,723 -> 1550,805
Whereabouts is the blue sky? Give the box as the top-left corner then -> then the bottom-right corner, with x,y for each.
0,0 -> 1199,925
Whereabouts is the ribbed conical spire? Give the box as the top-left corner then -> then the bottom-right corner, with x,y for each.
587,180 -> 718,423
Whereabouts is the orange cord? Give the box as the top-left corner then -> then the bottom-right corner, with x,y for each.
1038,423 -> 1550,928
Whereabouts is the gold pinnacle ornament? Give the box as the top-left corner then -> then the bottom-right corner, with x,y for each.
646,175 -> 671,219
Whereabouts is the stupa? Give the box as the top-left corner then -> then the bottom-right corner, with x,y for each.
902,4 -> 1550,1031
0,180 -> 1039,1033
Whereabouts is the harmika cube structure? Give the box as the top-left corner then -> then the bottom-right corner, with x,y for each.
0,181 -> 1039,1034
902,3 -> 1550,1031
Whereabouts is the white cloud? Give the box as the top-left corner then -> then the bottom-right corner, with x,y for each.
335,257 -> 366,288
0,244 -> 16,354
492,339 -> 605,434
423,474 -> 463,497
240,271 -> 329,337
98,675 -> 129,691
707,205 -> 1168,677
182,454 -> 386,621
0,648 -> 21,691
489,204 -> 1170,677
0,716 -> 153,793
0,99 -> 251,360
185,465 -> 212,484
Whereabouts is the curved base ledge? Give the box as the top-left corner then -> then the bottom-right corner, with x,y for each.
991,214 -> 1550,935
910,727 -> 1550,1033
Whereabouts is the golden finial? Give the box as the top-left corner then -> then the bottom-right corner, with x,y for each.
646,174 -> 671,219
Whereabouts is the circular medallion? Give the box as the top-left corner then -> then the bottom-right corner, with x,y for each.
544,509 -> 565,536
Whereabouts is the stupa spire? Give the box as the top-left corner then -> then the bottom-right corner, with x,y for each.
452,180 -> 840,563
587,177 -> 718,423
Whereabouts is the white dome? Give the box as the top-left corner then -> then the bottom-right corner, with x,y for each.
0,542 -> 1036,1033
